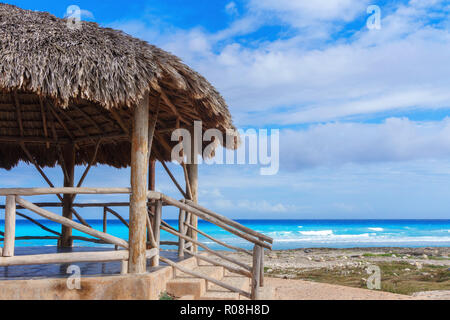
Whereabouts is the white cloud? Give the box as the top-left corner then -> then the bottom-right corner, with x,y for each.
212,198 -> 295,213
225,2 -> 239,17
280,118 -> 450,170
110,0 -> 450,127
249,0 -> 369,24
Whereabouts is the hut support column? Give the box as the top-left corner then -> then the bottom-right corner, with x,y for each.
187,132 -> 198,253
128,93 -> 150,274
60,143 -> 75,248
147,160 -> 156,249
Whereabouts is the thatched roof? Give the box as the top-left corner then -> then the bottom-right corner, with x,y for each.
0,3 -> 237,170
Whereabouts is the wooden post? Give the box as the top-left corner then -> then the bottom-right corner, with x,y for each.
187,131 -> 198,253
147,160 -> 156,248
178,209 -> 186,258
260,248 -> 265,287
128,93 -> 150,274
251,245 -> 262,300
3,196 -> 16,257
150,200 -> 162,267
60,143 -> 75,248
121,260 -> 128,275
103,207 -> 107,233
149,160 -> 156,195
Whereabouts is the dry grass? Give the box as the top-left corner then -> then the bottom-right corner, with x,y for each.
266,261 -> 450,296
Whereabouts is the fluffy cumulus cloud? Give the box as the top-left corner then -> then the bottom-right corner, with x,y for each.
281,118 -> 450,170
110,0 -> 450,128
248,0 -> 369,26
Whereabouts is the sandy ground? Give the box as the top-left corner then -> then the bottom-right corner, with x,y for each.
263,278 -> 415,300
220,247 -> 450,300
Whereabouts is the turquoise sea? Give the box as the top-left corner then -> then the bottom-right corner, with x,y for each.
2,219 -> 450,250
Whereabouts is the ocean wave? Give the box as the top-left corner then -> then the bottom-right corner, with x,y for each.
368,227 -> 384,232
273,236 -> 450,244
299,230 -> 333,236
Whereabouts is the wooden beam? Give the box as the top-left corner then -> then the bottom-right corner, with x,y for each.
16,211 -> 61,236
145,210 -> 157,249
182,162 -> 193,200
73,105 -> 103,134
0,136 -> 69,144
60,143 -> 75,248
184,222 -> 252,255
54,105 -> 96,144
150,200 -> 162,267
178,208 -> 186,258
128,92 -> 150,274
0,249 -> 158,267
16,196 -> 129,248
188,250 -> 252,278
260,249 -> 265,287
148,95 -> 161,162
103,207 -> 108,233
160,224 -> 251,271
185,200 -> 274,245
39,96 -> 50,148
105,207 -> 129,228
160,256 -> 251,299
1,202 -> 131,209
18,143 -> 90,228
47,103 -> 77,143
251,245 -> 263,300
12,91 -> 24,137
3,196 -> 16,257
110,109 -> 130,136
160,91 -> 189,126
187,133 -> 198,253
0,187 -> 133,196
154,131 -> 174,155
161,195 -> 272,250
71,139 -> 102,203
154,148 -> 187,199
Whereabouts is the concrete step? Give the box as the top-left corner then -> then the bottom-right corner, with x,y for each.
178,295 -> 195,300
176,265 -> 224,281
166,266 -> 225,299
208,276 -> 250,292
200,276 -> 250,300
166,278 -> 206,299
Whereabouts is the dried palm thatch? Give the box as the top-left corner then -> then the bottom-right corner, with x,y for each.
0,3 -> 237,170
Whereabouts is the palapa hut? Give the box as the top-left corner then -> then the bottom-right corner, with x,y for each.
0,4 -> 272,300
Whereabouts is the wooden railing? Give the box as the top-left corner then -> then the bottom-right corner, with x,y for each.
148,193 -> 273,300
0,188 -> 273,300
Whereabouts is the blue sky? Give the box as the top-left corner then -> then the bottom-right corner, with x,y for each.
2,0 -> 450,220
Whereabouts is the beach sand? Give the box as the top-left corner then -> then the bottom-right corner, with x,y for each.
221,247 -> 450,300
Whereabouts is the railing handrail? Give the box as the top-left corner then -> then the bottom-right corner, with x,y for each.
185,199 -> 273,244
156,194 -> 273,250
0,187 -> 132,196
0,187 -> 272,248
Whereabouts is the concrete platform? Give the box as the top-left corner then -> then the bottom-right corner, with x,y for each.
0,247 -> 184,280
0,247 -> 196,300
